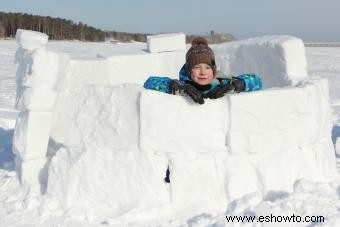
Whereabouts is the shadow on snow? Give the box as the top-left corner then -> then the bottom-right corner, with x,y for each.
332,125 -> 340,145
0,127 -> 15,171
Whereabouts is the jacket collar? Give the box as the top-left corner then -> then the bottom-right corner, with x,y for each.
179,65 -> 190,83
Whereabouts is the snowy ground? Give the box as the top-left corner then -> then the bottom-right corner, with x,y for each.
0,39 -> 340,226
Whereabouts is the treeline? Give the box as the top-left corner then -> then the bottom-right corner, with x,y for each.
0,12 -> 149,42
0,12 -> 235,43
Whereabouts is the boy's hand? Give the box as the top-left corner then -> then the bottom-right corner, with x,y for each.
169,80 -> 204,104
168,79 -> 183,95
183,84 -> 204,104
232,79 -> 244,93
208,84 -> 235,99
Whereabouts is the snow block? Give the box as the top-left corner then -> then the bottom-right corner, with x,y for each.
48,92 -> 78,144
45,146 -> 170,220
15,29 -> 48,50
223,154 -> 260,200
16,87 -> 57,111
169,153 -> 227,213
65,50 -> 185,87
140,90 -> 229,154
18,158 -> 47,195
223,138 -> 336,201
16,48 -> 60,89
302,78 -> 333,141
54,53 -> 71,92
227,79 -> 332,155
13,111 -> 54,160
54,84 -> 142,149
213,35 -> 307,88
147,33 -> 186,53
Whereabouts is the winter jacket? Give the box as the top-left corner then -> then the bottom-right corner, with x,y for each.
144,65 -> 262,95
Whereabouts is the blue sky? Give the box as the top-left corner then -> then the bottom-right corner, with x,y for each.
1,0 -> 340,42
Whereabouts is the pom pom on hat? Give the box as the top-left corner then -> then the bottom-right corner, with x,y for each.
191,37 -> 208,46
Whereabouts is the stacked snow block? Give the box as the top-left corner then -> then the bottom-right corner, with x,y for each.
43,85 -> 173,220
228,79 -> 332,155
49,38 -> 186,144
59,84 -> 142,149
54,48 -> 185,89
140,90 -> 230,154
139,79 -> 337,205
213,35 -> 308,88
50,34 -> 186,92
13,29 -> 60,195
12,30 -> 187,197
12,31 -> 337,221
147,33 -> 186,53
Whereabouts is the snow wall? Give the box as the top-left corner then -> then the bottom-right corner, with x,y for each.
12,29 -> 337,223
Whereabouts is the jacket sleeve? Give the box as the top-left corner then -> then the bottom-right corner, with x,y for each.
234,74 -> 262,91
143,76 -> 172,93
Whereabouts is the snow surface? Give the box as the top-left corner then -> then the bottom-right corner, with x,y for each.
0,31 -> 340,226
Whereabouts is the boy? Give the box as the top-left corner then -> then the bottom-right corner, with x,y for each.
144,36 -> 262,104
144,37 -> 263,182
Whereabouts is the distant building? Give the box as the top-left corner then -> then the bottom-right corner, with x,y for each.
209,32 -> 235,44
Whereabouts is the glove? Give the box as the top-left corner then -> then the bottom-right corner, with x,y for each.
168,80 -> 204,104
183,84 -> 204,104
168,79 -> 183,95
231,79 -> 244,93
207,83 -> 235,99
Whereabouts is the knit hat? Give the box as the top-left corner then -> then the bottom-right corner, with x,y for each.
185,37 -> 216,76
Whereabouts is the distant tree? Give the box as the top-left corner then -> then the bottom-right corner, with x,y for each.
0,12 -> 235,43
0,12 -> 143,42
0,13 -> 6,37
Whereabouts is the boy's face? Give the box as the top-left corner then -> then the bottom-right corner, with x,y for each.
190,63 -> 214,85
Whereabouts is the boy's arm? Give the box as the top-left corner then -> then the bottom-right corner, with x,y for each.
143,76 -> 204,104
218,73 -> 262,93
233,73 -> 262,91
143,76 -> 172,93
210,73 -> 262,98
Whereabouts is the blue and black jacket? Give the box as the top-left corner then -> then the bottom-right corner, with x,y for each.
144,65 -> 262,95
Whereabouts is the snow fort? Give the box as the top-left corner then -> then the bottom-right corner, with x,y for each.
12,29 -> 337,223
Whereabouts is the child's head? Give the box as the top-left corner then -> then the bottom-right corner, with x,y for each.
185,37 -> 216,85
